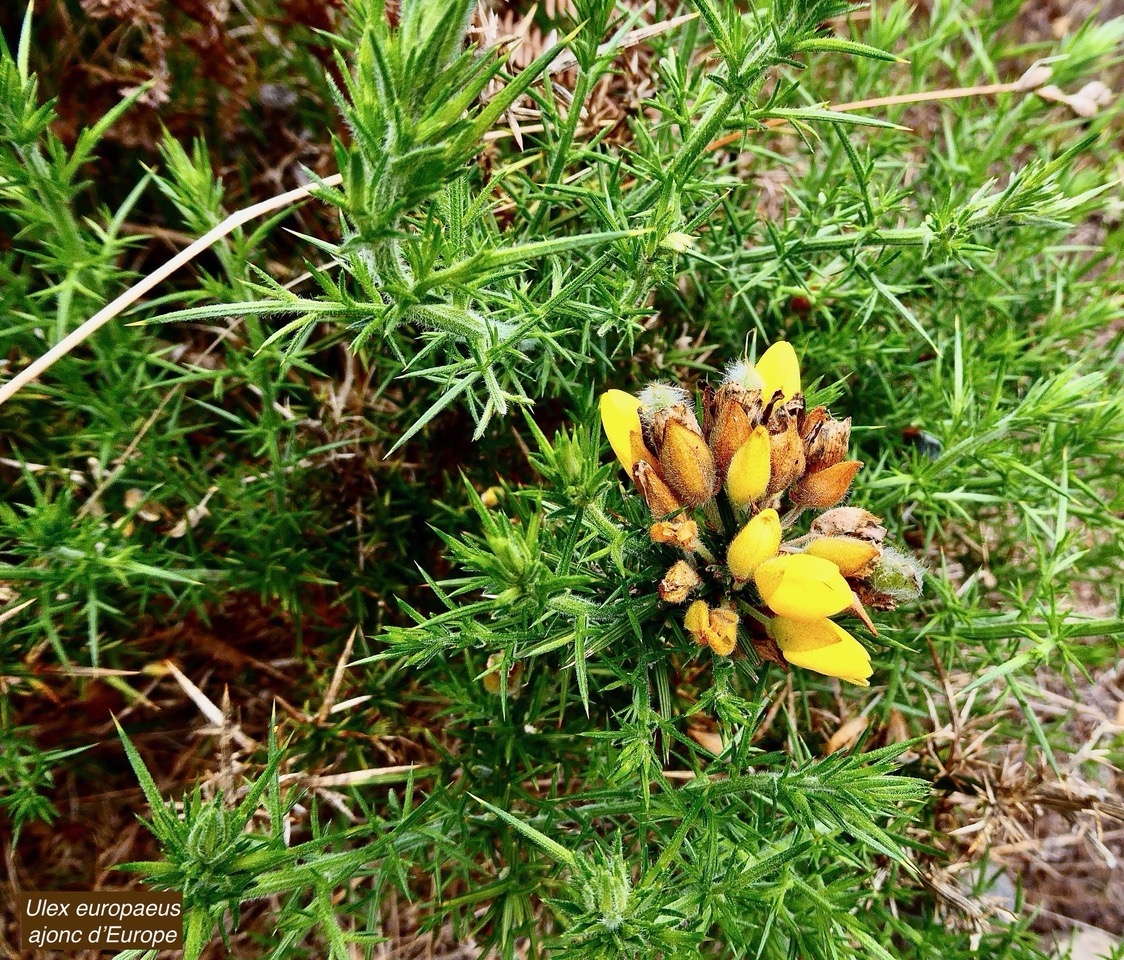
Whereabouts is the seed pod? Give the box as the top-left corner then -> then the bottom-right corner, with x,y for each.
789,460 -> 862,509
659,560 -> 702,603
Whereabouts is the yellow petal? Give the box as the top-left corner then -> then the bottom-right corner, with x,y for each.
725,425 -> 771,508
599,390 -> 643,474
769,617 -> 872,686
755,341 -> 801,403
684,600 -> 710,637
803,537 -> 880,577
727,508 -> 781,581
754,553 -> 852,620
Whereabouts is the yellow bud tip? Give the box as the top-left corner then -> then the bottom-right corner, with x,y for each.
684,600 -> 710,639
768,617 -> 872,686
803,537 -> 880,577
727,508 -> 781,581
600,390 -> 643,474
754,553 -> 853,621
755,341 -> 801,403
725,426 -> 771,508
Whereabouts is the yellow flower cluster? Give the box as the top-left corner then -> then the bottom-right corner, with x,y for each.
600,343 -> 921,687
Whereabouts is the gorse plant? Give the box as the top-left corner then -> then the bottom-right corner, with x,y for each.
0,0 -> 1122,958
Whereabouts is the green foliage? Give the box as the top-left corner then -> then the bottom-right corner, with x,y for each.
1,0 -> 1122,957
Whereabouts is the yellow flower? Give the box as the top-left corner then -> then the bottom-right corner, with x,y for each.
768,616 -> 872,686
727,508 -> 781,581
753,553 -> 852,620
725,425 -> 770,508
599,390 -> 644,475
755,341 -> 801,404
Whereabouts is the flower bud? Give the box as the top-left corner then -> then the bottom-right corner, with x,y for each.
722,359 -> 765,392
483,653 -> 523,696
727,508 -> 781,581
754,553 -> 852,621
768,616 -> 872,686
682,600 -> 739,656
811,507 -> 886,544
707,605 -> 739,656
659,560 -> 701,603
659,420 -> 717,508
803,536 -> 881,578
186,804 -> 229,863
789,460 -> 862,509
725,426 -> 771,508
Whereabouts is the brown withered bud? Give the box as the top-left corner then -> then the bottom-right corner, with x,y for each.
659,419 -> 717,508
658,560 -> 702,603
650,518 -> 700,552
799,405 -> 829,440
708,384 -> 757,477
789,460 -> 862,509
811,507 -> 887,545
634,460 -> 682,518
804,416 -> 851,473
767,420 -> 806,496
765,392 -> 804,432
